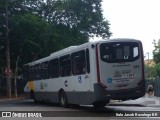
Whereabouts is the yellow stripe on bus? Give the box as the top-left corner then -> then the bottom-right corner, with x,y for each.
28,81 -> 34,91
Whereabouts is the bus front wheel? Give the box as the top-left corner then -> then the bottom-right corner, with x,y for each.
59,90 -> 68,108
30,91 -> 38,103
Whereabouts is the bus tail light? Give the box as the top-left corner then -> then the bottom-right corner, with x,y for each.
96,43 -> 108,88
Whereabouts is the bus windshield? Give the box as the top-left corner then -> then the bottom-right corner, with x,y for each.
100,42 -> 140,63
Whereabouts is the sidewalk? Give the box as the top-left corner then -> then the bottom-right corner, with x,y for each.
0,96 -> 26,102
108,94 -> 160,107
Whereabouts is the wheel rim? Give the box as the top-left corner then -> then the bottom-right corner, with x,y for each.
59,91 -> 68,107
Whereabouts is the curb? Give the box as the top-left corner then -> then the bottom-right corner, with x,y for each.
0,97 -> 26,102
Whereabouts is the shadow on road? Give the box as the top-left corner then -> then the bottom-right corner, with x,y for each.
20,99 -> 115,117
0,98 -> 116,117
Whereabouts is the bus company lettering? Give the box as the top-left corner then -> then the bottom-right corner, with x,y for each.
113,64 -> 130,68
134,65 -> 140,69
78,76 -> 82,83
40,82 -> 44,90
113,70 -> 121,77
113,78 -> 130,83
40,82 -> 48,90
113,70 -> 134,80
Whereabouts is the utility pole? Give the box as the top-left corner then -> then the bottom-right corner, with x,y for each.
147,52 -> 150,78
5,0 -> 11,98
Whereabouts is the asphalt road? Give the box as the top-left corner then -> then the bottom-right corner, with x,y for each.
0,99 -> 160,120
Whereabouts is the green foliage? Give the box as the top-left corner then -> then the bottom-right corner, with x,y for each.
9,14 -> 49,69
150,63 -> 160,77
0,0 -> 111,75
153,39 -> 160,64
145,64 -> 155,78
0,0 -> 6,75
149,39 -> 160,77
20,0 -> 112,38
144,63 -> 160,78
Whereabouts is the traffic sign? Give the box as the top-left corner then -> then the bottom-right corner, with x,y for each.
5,68 -> 12,75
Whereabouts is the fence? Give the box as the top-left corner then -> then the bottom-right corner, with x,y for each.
145,78 -> 160,97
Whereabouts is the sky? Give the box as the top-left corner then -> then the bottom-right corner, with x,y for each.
99,0 -> 160,59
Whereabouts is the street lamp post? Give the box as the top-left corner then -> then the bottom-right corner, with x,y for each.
147,52 -> 150,78
147,52 -> 149,65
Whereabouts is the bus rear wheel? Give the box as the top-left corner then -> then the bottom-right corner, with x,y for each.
59,90 -> 68,108
93,101 -> 108,108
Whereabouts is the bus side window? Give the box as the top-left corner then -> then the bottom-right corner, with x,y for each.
49,58 -> 59,78
41,62 -> 49,79
41,63 -> 44,79
60,55 -> 71,77
23,65 -> 29,82
45,62 -> 49,79
28,66 -> 31,80
34,64 -> 41,80
30,66 -> 34,80
49,60 -> 53,78
71,50 -> 86,75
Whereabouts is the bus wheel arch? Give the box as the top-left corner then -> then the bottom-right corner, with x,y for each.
30,90 -> 34,99
59,89 -> 68,108
30,90 -> 38,103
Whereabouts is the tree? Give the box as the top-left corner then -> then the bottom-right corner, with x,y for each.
151,63 -> 160,77
8,0 -> 112,71
153,39 -> 160,64
0,0 -> 112,97
145,64 -> 156,78
0,0 -> 7,75
152,39 -> 160,77
19,0 -> 112,38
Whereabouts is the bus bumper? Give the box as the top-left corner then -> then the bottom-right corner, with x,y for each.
94,83 -> 145,101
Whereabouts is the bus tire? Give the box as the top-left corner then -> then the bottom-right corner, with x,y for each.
93,101 -> 108,108
59,90 -> 68,108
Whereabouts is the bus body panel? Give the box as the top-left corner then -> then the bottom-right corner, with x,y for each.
99,59 -> 143,90
24,44 -> 95,105
95,40 -> 145,100
24,39 -> 145,105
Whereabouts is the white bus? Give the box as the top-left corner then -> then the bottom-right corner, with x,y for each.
23,38 -> 145,107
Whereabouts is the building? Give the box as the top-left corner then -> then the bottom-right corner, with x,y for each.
144,59 -> 155,67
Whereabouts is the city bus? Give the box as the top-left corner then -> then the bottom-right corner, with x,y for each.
23,38 -> 145,107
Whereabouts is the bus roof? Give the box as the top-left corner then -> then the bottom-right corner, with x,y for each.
24,38 -> 141,66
